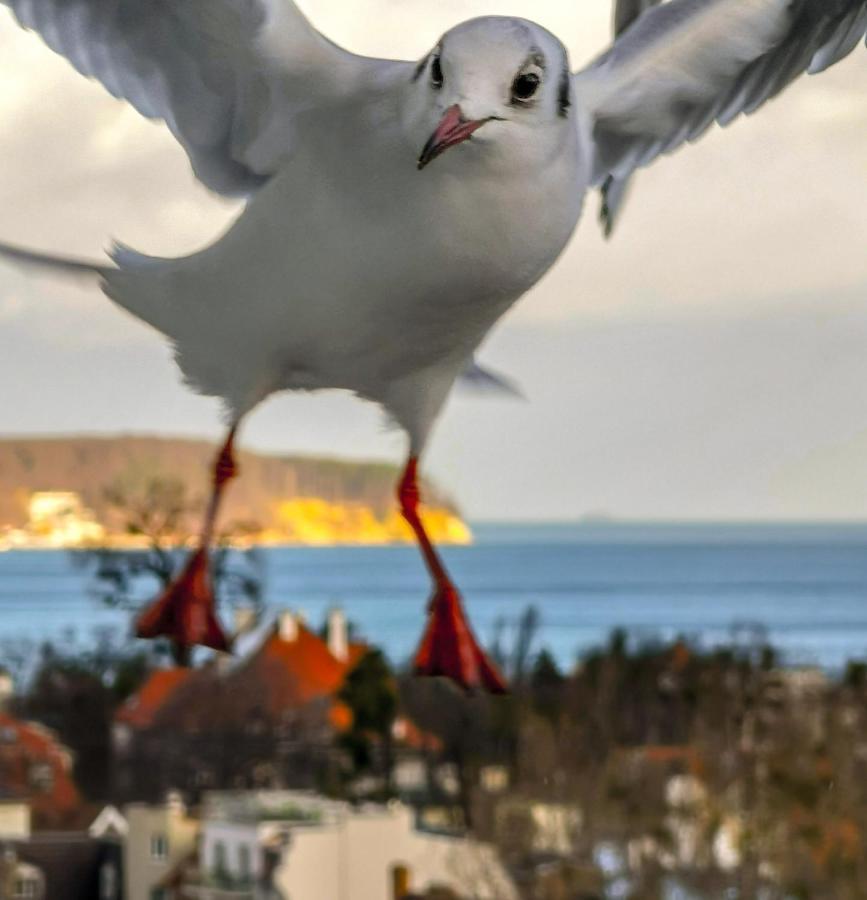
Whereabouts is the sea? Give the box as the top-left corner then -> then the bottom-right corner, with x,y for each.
2,522 -> 867,673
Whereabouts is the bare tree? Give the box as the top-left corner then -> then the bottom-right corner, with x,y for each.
72,469 -> 264,662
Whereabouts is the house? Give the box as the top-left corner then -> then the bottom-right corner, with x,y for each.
113,610 -> 370,799
124,793 -> 197,900
130,790 -> 518,900
115,609 -> 365,742
8,833 -> 124,900
229,608 -> 367,719
0,801 -> 30,840
0,850 -> 44,900
113,669 -> 196,753
0,711 -> 80,829
0,801 -> 124,900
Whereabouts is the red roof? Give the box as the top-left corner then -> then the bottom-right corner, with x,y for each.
0,712 -> 80,828
250,623 -> 360,703
115,669 -> 195,729
250,625 -> 365,708
116,620 -> 368,732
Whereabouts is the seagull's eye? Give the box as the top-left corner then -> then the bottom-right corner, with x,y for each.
512,72 -> 541,103
431,56 -> 444,89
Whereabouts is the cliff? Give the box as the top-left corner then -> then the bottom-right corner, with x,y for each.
0,436 -> 470,546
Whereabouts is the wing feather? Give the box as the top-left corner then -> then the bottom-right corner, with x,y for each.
1,0 -> 402,195
576,0 -> 867,194
599,0 -> 666,236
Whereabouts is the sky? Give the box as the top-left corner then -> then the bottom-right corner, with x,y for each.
0,1 -> 865,521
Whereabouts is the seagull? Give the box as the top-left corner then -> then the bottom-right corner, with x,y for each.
0,0 -> 865,691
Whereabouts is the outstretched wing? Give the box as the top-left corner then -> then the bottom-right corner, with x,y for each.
599,0 -> 666,236
1,0 -> 405,195
575,0 -> 867,203
613,0 -> 666,35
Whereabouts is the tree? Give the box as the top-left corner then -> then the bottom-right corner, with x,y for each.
338,649 -> 398,793
530,648 -> 565,723
14,627 -> 155,802
72,470 -> 264,663
510,605 -> 540,686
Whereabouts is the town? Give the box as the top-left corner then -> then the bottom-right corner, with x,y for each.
2,597 -> 866,899
0,446 -> 866,897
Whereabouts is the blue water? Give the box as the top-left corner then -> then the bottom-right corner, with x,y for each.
2,522 -> 867,670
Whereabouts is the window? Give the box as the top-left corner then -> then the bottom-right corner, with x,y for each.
100,862 -> 118,900
28,763 -> 54,792
238,844 -> 251,883
13,879 -> 38,899
150,833 -> 169,861
213,840 -> 227,873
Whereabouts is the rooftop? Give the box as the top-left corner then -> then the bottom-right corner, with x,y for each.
115,668 -> 195,729
115,610 -> 367,734
0,712 -> 81,828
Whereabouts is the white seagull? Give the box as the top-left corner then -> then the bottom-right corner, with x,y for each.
0,0 -> 865,691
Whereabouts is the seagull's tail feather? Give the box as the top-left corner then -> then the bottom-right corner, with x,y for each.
0,238 -> 182,342
0,240 -> 110,285
102,242 -> 181,338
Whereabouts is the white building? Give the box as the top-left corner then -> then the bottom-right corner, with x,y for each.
124,793 -> 198,900
0,801 -> 31,841
142,790 -> 517,900
26,491 -> 105,547
0,851 -> 44,900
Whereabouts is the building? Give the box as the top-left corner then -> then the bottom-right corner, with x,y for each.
113,610 -> 370,799
113,669 -> 196,754
124,793 -> 197,900
0,712 -> 80,829
0,801 -> 30,840
132,790 -> 517,900
25,492 -> 105,548
116,609 -> 364,741
0,801 -> 124,900
0,850 -> 44,900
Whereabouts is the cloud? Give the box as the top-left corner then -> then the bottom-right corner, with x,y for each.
434,292 -> 867,520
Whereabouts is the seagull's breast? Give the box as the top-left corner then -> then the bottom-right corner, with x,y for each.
164,105 -> 585,401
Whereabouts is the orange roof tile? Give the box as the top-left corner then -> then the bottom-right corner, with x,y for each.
116,622 -> 369,734
115,669 -> 194,729
251,624 -> 364,710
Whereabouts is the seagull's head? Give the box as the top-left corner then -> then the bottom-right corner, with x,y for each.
409,17 -> 572,173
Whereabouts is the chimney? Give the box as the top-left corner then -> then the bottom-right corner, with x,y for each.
0,668 -> 13,712
165,791 -> 186,817
278,611 -> 299,643
327,608 -> 348,663
233,607 -> 258,638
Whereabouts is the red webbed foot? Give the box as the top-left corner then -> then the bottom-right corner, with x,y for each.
134,548 -> 231,660
413,582 -> 507,694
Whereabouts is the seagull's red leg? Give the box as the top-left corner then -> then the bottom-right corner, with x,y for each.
399,456 -> 507,694
134,426 -> 239,661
